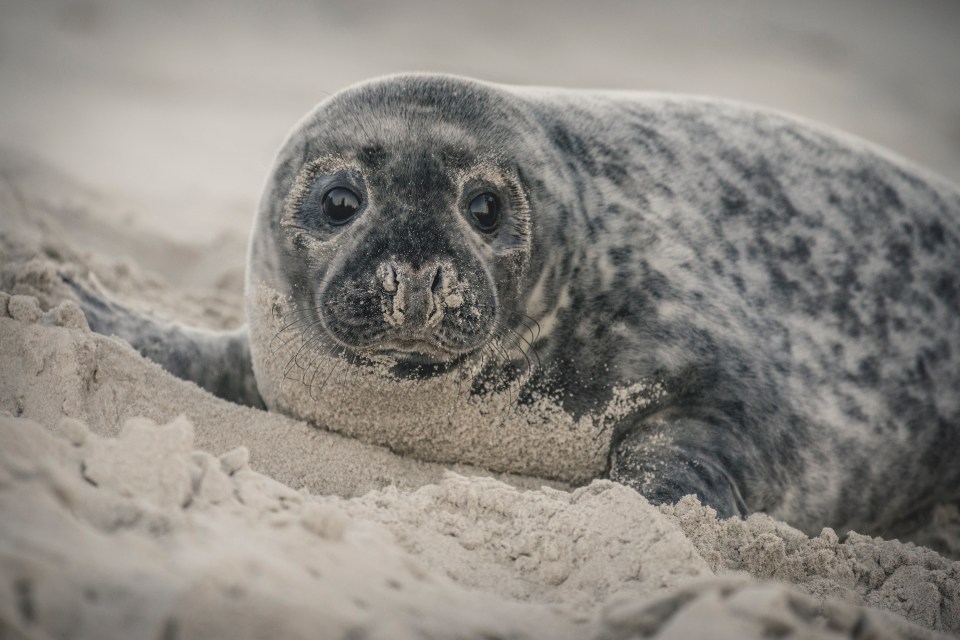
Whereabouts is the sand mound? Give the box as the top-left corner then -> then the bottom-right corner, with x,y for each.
1,152 -> 958,638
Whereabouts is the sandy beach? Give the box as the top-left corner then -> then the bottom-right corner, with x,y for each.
2,1 -> 959,637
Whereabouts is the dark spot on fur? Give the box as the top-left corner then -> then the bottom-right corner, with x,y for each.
639,260 -> 671,300
609,245 -> 634,267
840,394 -> 868,422
784,235 -> 812,263
769,266 -> 800,305
630,123 -> 678,166
550,124 -> 597,174
603,162 -> 630,186
914,354 -> 930,383
885,240 -> 912,270
920,220 -> 946,251
856,357 -> 881,386
830,295 -> 863,337
833,264 -> 860,291
359,144 -> 388,168
719,180 -> 747,217
731,273 -> 746,293
723,242 -> 740,263
932,272 -> 959,312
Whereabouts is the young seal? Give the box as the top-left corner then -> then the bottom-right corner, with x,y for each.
71,73 -> 960,536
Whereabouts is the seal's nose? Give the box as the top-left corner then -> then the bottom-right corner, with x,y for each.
378,260 -> 448,331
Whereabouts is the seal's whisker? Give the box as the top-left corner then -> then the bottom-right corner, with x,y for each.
487,338 -> 521,409
499,310 -> 541,344
518,312 -> 542,341
493,344 -> 525,423
475,304 -> 542,348
495,325 -> 533,376
510,315 -> 539,344
293,326 -> 334,371
447,357 -> 467,418
311,348 -> 354,401
497,321 -> 541,372
486,318 -> 540,376
301,340 -> 340,388
280,327 -> 328,378
469,344 -> 494,396
272,304 -> 325,321
275,311 -> 324,332
307,346 -> 341,402
270,317 -> 326,352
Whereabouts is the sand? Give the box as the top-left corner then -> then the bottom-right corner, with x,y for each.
2,140 -> 959,640
3,1 -> 960,636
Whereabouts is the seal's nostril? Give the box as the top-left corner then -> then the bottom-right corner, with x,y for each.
430,264 -> 444,295
378,261 -> 407,327
381,262 -> 399,293
425,264 -> 447,328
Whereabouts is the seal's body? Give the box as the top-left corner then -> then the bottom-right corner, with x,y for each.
76,74 -> 960,535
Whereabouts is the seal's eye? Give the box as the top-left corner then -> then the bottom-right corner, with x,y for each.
321,187 -> 361,224
468,193 -> 501,232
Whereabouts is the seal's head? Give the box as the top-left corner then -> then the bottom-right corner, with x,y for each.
248,74 -> 548,380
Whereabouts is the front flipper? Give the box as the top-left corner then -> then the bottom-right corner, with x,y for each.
63,273 -> 264,409
610,412 -> 752,518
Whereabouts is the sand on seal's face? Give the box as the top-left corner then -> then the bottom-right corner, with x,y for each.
1,152 -> 958,639
248,284 -> 668,484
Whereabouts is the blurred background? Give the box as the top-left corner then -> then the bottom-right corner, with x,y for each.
1,0 -> 958,257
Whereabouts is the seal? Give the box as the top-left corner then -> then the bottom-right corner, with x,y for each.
71,73 -> 960,536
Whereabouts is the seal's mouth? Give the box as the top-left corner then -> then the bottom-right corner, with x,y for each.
371,339 -> 460,365
362,339 -> 478,379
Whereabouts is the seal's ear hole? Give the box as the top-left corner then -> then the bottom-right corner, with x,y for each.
322,187 -> 362,224
467,193 -> 501,233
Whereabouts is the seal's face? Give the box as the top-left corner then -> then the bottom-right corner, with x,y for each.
245,76 -> 613,482
265,76 -> 535,376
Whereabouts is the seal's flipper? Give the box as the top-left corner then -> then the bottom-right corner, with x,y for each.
609,415 -> 753,519
63,273 -> 264,409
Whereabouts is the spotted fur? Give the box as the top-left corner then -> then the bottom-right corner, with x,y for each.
75,74 -> 960,536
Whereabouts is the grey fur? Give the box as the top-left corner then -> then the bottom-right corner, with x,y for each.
76,74 -> 960,536
64,274 -> 263,408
